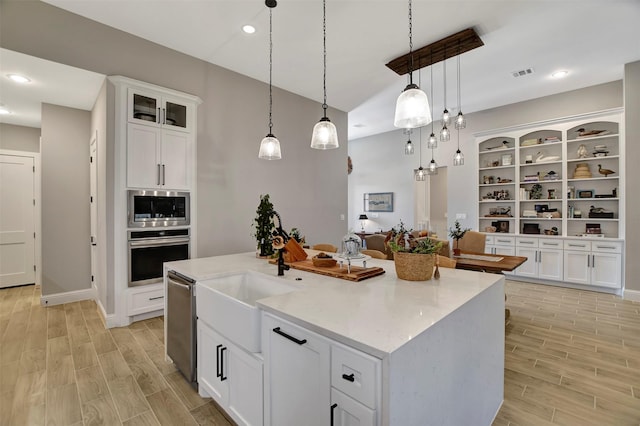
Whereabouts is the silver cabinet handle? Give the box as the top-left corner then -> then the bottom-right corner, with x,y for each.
595,245 -> 616,250
162,164 -> 166,185
162,108 -> 166,125
538,251 -> 542,263
149,296 -> 164,301
157,107 -> 161,124
521,241 -> 534,244
587,254 -> 591,268
157,164 -> 161,185
592,254 -> 595,269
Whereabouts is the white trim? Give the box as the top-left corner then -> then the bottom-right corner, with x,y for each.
473,107 -> 624,138
623,289 -> 640,302
107,75 -> 202,104
0,148 -> 42,287
40,287 -> 95,307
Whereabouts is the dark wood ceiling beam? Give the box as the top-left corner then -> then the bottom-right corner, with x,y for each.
386,27 -> 484,75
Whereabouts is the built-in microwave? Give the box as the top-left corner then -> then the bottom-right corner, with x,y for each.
127,190 -> 190,228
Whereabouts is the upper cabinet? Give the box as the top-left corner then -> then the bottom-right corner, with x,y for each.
128,88 -> 192,132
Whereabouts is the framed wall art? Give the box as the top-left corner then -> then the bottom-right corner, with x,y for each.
364,192 -> 394,212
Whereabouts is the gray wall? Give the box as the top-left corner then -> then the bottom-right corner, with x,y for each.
624,61 -> 640,295
0,123 -> 40,152
1,1 -> 348,302
41,103 -> 91,296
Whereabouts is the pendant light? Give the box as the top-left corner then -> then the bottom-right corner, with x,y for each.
310,0 -> 339,150
415,128 -> 426,181
427,56 -> 437,149
393,0 -> 431,129
258,0 -> 282,160
453,53 -> 464,166
453,127 -> 464,166
404,129 -> 414,155
455,43 -> 466,130
427,146 -> 438,175
440,53 -> 450,142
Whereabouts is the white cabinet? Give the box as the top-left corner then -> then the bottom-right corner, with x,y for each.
127,124 -> 190,190
128,88 -> 192,132
197,321 -> 263,426
263,314 -> 330,426
485,235 -> 515,256
331,388 -> 376,426
563,240 -> 622,288
514,237 -> 563,281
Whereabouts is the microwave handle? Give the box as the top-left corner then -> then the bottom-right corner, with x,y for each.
129,237 -> 190,247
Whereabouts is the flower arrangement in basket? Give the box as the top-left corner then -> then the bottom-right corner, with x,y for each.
386,221 -> 443,281
448,219 -> 471,256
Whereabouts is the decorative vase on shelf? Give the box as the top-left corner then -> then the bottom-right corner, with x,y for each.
577,144 -> 588,158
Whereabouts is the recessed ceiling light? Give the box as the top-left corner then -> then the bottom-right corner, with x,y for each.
353,123 -> 365,128
242,25 -> 256,34
551,70 -> 569,79
7,74 -> 31,84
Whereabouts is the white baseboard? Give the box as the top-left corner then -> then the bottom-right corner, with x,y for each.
95,298 -> 119,328
40,288 -> 95,306
623,289 -> 640,302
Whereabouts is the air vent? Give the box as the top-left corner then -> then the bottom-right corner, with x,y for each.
512,68 -> 535,78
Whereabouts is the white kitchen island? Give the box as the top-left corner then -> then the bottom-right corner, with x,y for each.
165,251 -> 505,426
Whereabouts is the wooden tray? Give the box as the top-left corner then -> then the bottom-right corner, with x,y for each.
269,259 -> 385,282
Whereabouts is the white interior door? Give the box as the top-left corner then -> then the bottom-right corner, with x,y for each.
90,135 -> 98,294
0,154 -> 36,287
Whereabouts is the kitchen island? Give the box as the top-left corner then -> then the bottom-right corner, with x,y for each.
165,251 -> 504,426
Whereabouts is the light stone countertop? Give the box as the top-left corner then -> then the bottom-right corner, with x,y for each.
165,250 -> 503,358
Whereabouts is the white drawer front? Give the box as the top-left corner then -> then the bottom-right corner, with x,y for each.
539,239 -> 562,249
591,241 -> 622,254
564,240 -> 591,251
128,287 -> 165,316
331,344 -> 379,409
493,236 -> 515,246
484,235 -> 495,245
516,237 -> 538,247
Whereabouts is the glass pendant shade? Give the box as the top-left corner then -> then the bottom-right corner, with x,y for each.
394,83 -> 431,129
455,111 -> 466,129
427,133 -> 438,149
405,139 -> 414,155
427,159 -> 438,175
442,109 -> 450,126
440,124 -> 450,142
310,117 -> 339,149
415,167 -> 426,181
453,148 -> 465,166
258,134 -> 282,160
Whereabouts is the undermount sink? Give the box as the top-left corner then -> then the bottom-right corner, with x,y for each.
196,271 -> 301,353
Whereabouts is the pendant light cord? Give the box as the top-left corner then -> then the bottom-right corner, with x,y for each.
268,8 -> 274,132
408,0 -> 414,84
322,0 -> 328,117
443,46 -> 447,110
457,43 -> 461,111
430,52 -> 434,133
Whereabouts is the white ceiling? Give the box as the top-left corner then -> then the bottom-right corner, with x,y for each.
3,1 -> 640,139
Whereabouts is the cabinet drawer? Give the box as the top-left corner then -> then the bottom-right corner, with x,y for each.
591,241 -> 622,254
539,239 -> 562,249
564,240 -> 591,251
516,237 -> 538,247
331,344 -> 379,409
127,286 -> 165,316
484,235 -> 495,245
493,236 -> 515,246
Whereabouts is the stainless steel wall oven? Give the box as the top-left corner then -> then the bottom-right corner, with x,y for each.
128,229 -> 190,287
128,190 -> 190,228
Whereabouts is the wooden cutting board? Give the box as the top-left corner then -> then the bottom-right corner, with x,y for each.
269,259 -> 385,282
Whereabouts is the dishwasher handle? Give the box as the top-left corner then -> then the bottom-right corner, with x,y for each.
167,270 -> 196,286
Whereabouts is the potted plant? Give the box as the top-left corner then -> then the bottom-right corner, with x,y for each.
448,219 -> 471,256
289,227 -> 305,245
252,194 -> 275,257
387,221 -> 443,281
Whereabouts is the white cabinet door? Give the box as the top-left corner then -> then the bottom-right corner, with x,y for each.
128,88 -> 161,127
264,315 -> 330,426
198,321 -> 228,402
515,247 -> 538,278
161,130 -> 190,190
127,124 -> 161,188
538,249 -> 563,281
331,388 -> 376,426
591,253 -> 622,288
564,251 -> 590,285
494,245 -> 516,256
227,342 -> 263,426
162,95 -> 191,132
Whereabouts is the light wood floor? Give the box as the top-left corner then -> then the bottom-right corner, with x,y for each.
1,281 -> 639,425
0,284 -> 231,425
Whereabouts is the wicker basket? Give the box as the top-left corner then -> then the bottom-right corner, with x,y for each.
393,252 -> 435,281
312,256 -> 337,268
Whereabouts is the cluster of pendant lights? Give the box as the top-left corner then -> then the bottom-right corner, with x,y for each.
258,0 -> 338,160
396,0 -> 466,180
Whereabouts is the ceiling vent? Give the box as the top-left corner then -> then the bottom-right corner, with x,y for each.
512,68 -> 535,78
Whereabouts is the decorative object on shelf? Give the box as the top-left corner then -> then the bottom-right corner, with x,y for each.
525,154 -> 533,163
258,0 -> 282,160
364,192 -> 394,212
358,214 -> 368,231
597,164 -> 615,177
577,144 -> 588,158
483,175 -> 494,184
497,177 -> 512,183
576,128 -> 609,138
522,223 -> 540,234
535,151 -> 560,163
578,190 -> 594,199
567,186 -> 575,199
529,183 -> 543,200
492,220 -> 510,233
585,223 -> 602,234
485,226 -> 497,233
252,194 -> 275,257
593,144 -> 609,157
487,207 -> 512,217
448,219 -> 470,256
572,163 -> 592,179
574,209 -> 582,218
542,171 -> 559,181
588,206 -> 614,218
523,173 -> 539,182
544,227 -> 559,236
521,138 -> 540,147
388,222 -> 443,281
310,0 -> 339,149
501,154 -> 512,166
393,0 -> 431,129
548,189 -> 556,199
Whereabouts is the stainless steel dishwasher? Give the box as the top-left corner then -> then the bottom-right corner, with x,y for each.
166,270 -> 197,389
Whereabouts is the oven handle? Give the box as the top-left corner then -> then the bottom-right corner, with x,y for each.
129,237 -> 190,248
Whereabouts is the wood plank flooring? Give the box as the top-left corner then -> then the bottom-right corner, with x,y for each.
0,285 -> 231,426
1,281 -> 639,425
